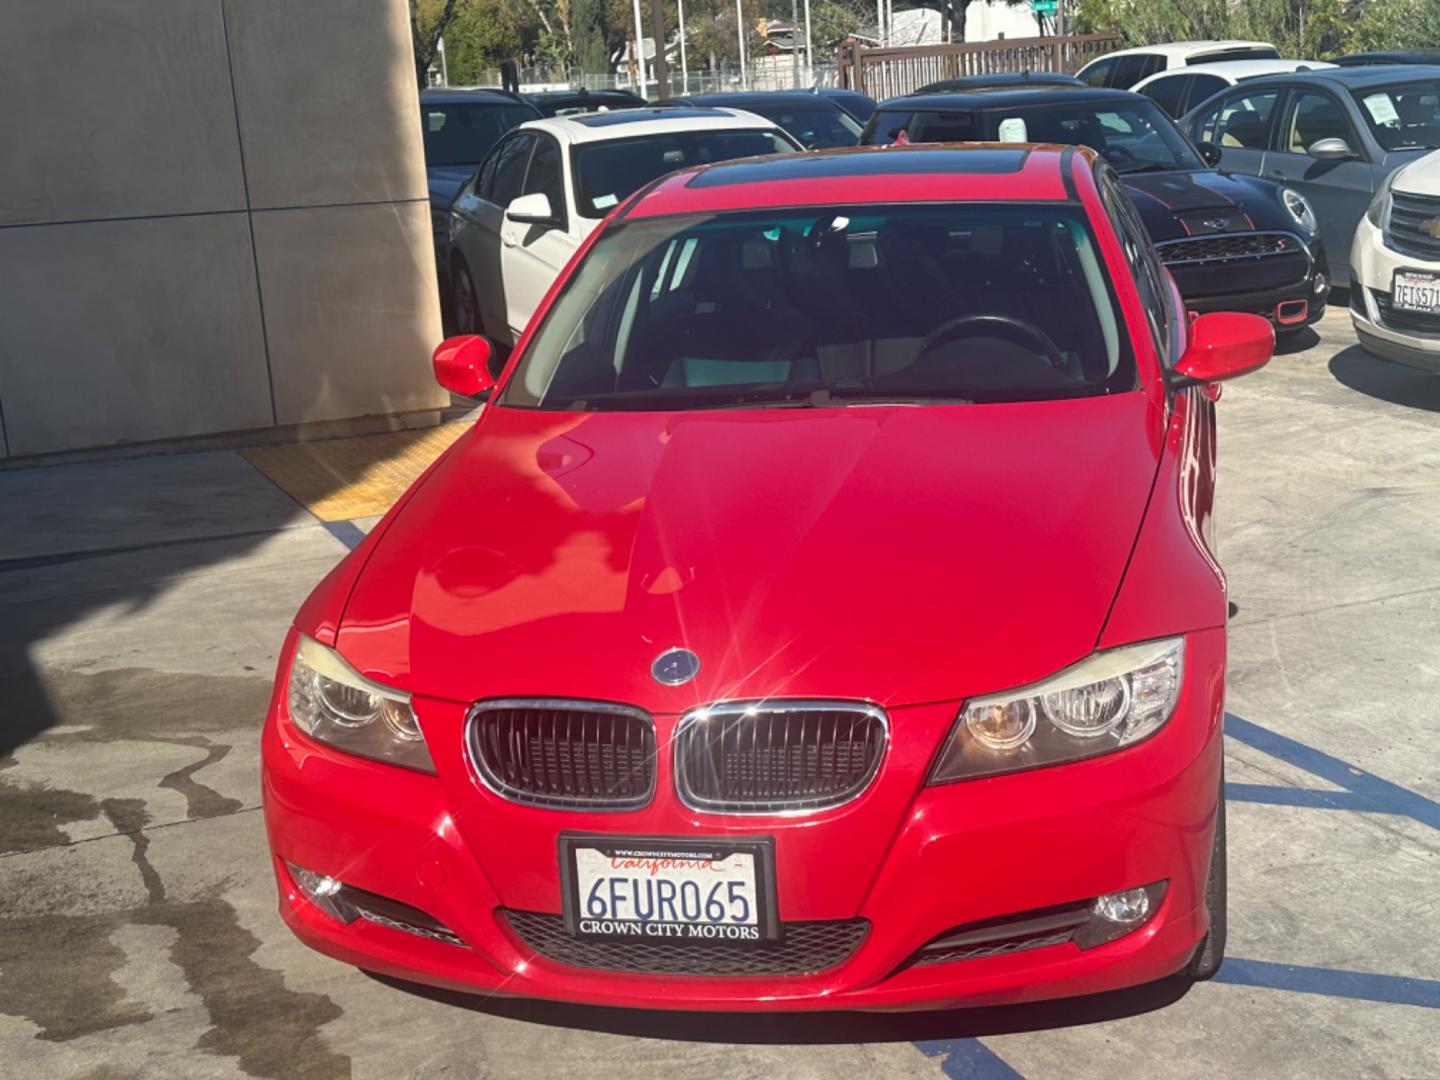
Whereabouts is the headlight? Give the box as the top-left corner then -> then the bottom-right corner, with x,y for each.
1280,187 -> 1316,233
1365,170 -> 1399,228
929,637 -> 1185,784
286,634 -> 436,772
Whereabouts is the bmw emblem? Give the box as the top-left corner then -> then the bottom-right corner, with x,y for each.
651,648 -> 701,686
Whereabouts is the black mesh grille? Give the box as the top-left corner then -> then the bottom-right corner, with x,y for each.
1386,191 -> 1440,260
1371,288 -> 1440,336
1157,232 -> 1303,265
905,900 -> 1089,968
468,700 -> 656,809
674,702 -> 887,813
502,910 -> 868,975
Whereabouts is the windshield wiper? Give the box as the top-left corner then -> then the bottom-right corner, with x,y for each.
1115,161 -> 1175,175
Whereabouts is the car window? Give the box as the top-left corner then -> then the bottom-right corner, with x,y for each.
862,109 -> 914,145
1185,74 -> 1228,112
1282,90 -> 1359,153
1141,74 -> 1191,118
984,99 -> 1203,173
1195,89 -> 1280,148
1082,58 -> 1116,88
1111,54 -> 1163,89
570,130 -> 798,218
420,103 -> 537,167
1187,46 -> 1279,65
522,136 -> 567,227
754,104 -> 864,148
1348,78 -> 1440,152
901,111 -> 982,142
503,203 -> 1136,411
1098,168 -> 1171,362
487,134 -> 534,207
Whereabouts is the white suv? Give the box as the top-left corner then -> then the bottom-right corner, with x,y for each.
1351,148 -> 1440,373
446,108 -> 802,345
1077,41 -> 1279,91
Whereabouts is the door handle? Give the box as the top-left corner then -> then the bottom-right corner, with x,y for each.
501,232 -> 518,248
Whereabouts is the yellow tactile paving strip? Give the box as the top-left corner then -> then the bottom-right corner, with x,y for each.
242,424 -> 466,522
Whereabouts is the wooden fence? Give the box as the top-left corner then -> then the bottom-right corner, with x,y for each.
837,34 -> 1122,100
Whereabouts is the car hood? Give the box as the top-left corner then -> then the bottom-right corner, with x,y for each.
1394,147 -> 1440,196
335,397 -> 1163,710
1124,169 -> 1293,243
427,165 -> 476,210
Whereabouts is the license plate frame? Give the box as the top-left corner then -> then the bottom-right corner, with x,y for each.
1392,268 -> 1440,314
559,833 -> 780,942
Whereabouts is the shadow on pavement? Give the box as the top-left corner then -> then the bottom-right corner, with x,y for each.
366,970 -> 1194,1042
1328,346 -> 1440,413
1274,325 -> 1321,356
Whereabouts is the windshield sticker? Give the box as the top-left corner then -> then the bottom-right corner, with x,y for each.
1362,93 -> 1399,126
593,193 -> 618,209
998,117 -> 1028,142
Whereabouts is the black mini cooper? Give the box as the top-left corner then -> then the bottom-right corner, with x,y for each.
862,85 -> 1330,332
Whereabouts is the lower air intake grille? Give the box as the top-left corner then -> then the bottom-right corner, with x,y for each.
502,910 -> 869,975
905,900 -> 1090,967
467,699 -> 656,809
673,701 -> 887,813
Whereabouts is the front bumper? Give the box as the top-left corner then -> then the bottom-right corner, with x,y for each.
262,628 -> 1224,1012
1166,236 -> 1329,330
1349,215 -> 1440,374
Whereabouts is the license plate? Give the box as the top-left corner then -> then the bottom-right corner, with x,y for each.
560,834 -> 778,942
1393,270 -> 1440,314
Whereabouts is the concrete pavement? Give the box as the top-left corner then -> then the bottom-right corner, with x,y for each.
1,306 -> 1437,1079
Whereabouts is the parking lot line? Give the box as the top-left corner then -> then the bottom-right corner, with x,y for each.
1224,783 -> 1383,812
1224,713 -> 1440,830
915,1037 -> 1025,1079
1215,959 -> 1440,1010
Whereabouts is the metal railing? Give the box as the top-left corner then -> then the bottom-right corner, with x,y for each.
459,60 -> 838,98
836,33 -> 1121,99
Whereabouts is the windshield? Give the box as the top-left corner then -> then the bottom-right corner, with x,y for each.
985,99 -> 1204,172
501,203 -> 1136,411
421,102 -> 537,166
747,103 -> 865,148
571,130 -> 799,218
1350,79 -> 1440,151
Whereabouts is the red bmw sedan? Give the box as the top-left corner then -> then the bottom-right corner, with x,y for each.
263,144 -> 1273,1011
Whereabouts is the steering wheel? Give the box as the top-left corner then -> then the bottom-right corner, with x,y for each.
914,314 -> 1068,372
1101,144 -> 1138,165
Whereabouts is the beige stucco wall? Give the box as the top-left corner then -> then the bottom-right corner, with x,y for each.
0,0 -> 447,458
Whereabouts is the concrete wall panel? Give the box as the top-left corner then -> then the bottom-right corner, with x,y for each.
253,201 -> 447,426
0,215 -> 273,456
225,0 -> 429,209
0,0 -> 247,227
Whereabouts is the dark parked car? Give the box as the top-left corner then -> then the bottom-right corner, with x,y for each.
863,85 -> 1329,330
673,91 -> 864,148
1178,66 -> 1440,283
1333,51 -> 1440,67
525,88 -> 648,116
915,72 -> 1084,94
420,89 -> 541,287
816,87 -> 878,122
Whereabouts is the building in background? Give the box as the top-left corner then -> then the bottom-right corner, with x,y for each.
0,0 -> 446,459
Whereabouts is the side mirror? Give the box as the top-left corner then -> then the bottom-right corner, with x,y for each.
1169,312 -> 1273,389
1195,140 -> 1223,167
505,192 -> 557,225
432,335 -> 496,398
1307,137 -> 1356,161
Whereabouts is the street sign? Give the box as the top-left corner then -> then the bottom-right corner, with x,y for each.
1032,0 -> 1057,11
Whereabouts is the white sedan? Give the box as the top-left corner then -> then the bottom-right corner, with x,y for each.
446,108 -> 802,346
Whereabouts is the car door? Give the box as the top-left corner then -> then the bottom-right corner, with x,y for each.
450,132 -> 534,337
1189,86 -> 1281,179
499,133 -> 582,339
1262,88 -> 1379,265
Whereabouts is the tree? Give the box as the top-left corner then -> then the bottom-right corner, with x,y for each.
411,0 -> 462,87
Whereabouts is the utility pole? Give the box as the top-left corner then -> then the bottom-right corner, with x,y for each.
735,0 -> 747,89
632,0 -> 648,95
803,0 -> 813,87
650,0 -> 669,97
790,0 -> 800,88
678,0 -> 689,95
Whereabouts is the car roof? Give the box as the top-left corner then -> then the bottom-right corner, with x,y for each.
419,87 -> 534,107
915,72 -> 1085,93
876,85 -> 1137,110
526,89 -> 646,101
1335,50 -> 1440,65
679,92 -> 846,109
1091,40 -> 1276,61
627,144 -> 1087,219
1228,64 -> 1440,90
1134,58 -> 1334,85
517,107 -> 787,144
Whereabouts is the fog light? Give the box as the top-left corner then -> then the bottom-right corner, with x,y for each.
1094,886 -> 1151,924
287,862 -> 357,923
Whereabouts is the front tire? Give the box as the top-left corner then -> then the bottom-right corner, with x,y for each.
452,258 -> 484,337
1187,774 -> 1228,980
